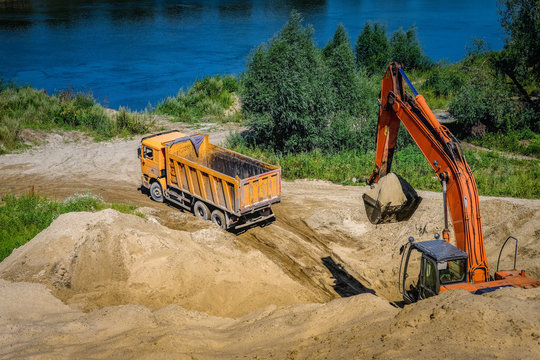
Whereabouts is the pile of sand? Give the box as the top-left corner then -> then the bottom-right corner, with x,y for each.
1,278 -> 538,359
0,209 -> 318,317
0,182 -> 539,358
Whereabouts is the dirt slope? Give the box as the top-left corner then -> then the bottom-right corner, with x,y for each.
1,279 -> 539,359
1,130 -> 539,359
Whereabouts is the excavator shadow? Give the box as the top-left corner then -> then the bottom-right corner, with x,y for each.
321,256 -> 376,298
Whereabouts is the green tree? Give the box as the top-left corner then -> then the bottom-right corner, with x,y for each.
241,11 -> 335,153
355,22 -> 390,74
389,26 -> 427,70
323,24 -> 364,117
495,0 -> 539,103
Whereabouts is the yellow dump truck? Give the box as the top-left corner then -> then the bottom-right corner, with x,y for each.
138,131 -> 281,229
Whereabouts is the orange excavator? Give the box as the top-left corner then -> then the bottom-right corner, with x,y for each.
363,63 -> 539,303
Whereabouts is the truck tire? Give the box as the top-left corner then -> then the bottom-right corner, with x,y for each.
193,201 -> 209,220
211,210 -> 226,229
150,182 -> 164,203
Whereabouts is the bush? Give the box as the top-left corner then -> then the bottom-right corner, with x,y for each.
116,107 -> 153,135
423,64 -> 465,97
355,22 -> 391,75
449,59 -> 536,137
241,11 -> 335,153
154,75 -> 239,123
389,26 -> 431,70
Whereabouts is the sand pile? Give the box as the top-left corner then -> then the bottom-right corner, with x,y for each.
0,209 -> 319,317
1,278 -> 538,359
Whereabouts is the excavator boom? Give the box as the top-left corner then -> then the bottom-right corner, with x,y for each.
366,63 -> 489,283
366,63 -> 539,301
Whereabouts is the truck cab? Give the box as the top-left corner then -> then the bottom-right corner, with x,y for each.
138,130 -> 186,201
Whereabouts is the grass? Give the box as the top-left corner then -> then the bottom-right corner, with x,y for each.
0,82 -> 155,154
154,75 -> 244,123
0,192 -> 144,261
228,140 -> 539,199
465,129 -> 540,158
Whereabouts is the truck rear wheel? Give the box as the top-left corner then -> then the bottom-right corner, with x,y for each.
211,210 -> 226,229
193,201 -> 209,220
150,182 -> 164,203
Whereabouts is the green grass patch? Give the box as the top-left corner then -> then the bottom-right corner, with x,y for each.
154,75 -> 243,123
0,192 -> 144,261
0,82 -> 155,154
466,129 -> 540,158
228,140 -> 539,199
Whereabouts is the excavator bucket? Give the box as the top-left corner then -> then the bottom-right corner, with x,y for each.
363,173 -> 422,224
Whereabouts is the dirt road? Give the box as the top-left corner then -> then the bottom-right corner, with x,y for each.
1,128 -> 539,359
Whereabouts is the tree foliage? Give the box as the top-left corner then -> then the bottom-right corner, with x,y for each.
323,24 -> 371,118
355,22 -> 390,74
241,12 -> 380,154
389,26 -> 428,70
450,1 -> 539,137
497,0 -> 540,86
241,12 -> 335,153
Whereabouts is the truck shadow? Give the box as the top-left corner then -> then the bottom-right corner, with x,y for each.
321,256 -> 376,298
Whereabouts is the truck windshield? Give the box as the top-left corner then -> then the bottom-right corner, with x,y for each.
438,259 -> 467,284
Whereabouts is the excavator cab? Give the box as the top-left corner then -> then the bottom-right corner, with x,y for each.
399,238 -> 468,304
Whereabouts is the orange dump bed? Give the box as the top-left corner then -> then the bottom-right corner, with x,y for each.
164,135 -> 281,215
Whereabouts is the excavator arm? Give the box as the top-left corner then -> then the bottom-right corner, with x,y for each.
367,63 -> 489,283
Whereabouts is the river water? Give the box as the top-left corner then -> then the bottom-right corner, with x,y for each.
1,0 -> 503,109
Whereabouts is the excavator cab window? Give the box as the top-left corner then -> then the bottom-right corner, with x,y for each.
420,256 -> 438,299
438,259 -> 467,284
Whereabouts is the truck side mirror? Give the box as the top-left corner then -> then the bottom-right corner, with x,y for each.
137,147 -> 141,158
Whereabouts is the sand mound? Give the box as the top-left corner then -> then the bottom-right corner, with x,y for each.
0,209 -> 318,317
1,278 -> 538,359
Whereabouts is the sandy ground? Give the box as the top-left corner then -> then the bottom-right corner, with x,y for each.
0,127 -> 539,359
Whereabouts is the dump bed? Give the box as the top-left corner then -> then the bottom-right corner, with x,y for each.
164,135 -> 281,215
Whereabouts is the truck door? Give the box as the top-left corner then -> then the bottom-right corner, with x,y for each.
141,145 -> 159,179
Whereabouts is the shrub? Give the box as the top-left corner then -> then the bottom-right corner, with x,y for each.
323,24 -> 370,118
390,26 -> 431,70
241,11 -> 335,153
423,64 -> 465,97
154,75 -> 239,122
116,107 -> 153,134
355,22 -> 391,74
449,57 -> 536,137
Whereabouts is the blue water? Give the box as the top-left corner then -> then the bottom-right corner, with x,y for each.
0,0 -> 504,110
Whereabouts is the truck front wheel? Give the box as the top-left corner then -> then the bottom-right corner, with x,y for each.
211,210 -> 226,229
150,182 -> 164,203
193,201 -> 209,220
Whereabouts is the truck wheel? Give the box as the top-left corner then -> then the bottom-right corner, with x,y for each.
150,182 -> 164,203
211,210 -> 226,229
193,201 -> 209,220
